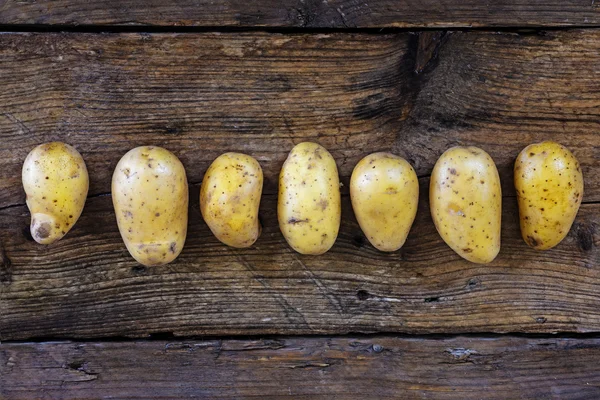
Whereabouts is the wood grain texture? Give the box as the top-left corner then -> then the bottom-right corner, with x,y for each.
0,31 -> 599,339
0,30 -> 599,208
393,29 -> 600,202
1,0 -> 599,28
0,31 -> 409,206
2,336 -> 600,399
0,188 -> 598,339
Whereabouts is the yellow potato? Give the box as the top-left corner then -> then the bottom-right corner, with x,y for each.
22,142 -> 89,244
514,141 -> 583,250
350,152 -> 419,252
278,142 -> 341,255
200,152 -> 263,248
430,146 -> 501,263
112,146 -> 188,266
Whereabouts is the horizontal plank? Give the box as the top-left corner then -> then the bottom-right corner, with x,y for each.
0,31 -> 407,206
0,184 -> 598,339
0,31 -> 599,339
2,336 -> 600,399
394,29 -> 600,202
0,30 -> 598,210
1,0 -> 599,28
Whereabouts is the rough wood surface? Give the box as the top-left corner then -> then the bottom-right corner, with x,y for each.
1,0 -> 599,28
395,29 -> 600,203
1,190 -> 598,339
0,31 -> 409,206
0,31 -> 599,339
2,336 -> 600,399
0,31 -> 598,207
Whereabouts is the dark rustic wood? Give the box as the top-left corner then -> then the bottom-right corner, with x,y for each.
1,6 -> 599,398
2,336 -> 600,399
0,30 -> 599,339
1,0 -> 599,28
0,31 -> 409,207
0,30 -> 599,209
0,183 -> 598,339
392,29 -> 600,203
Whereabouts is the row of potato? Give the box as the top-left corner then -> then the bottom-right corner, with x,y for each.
22,141 -> 583,266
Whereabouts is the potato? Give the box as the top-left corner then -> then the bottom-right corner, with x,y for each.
514,141 -> 583,250
22,142 -> 89,244
278,142 -> 341,255
112,146 -> 188,266
430,146 -> 501,264
350,152 -> 419,252
200,153 -> 263,248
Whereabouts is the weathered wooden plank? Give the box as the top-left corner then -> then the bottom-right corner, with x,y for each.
0,31 -> 599,339
1,0 -> 599,28
394,29 -> 600,201
0,31 -> 599,207
0,184 -> 598,339
0,31 -> 409,207
2,336 -> 600,399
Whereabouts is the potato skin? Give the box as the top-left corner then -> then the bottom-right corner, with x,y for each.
22,142 -> 89,244
200,153 -> 263,248
515,141 -> 583,250
112,146 -> 188,266
350,153 -> 419,252
430,146 -> 501,264
278,142 -> 341,255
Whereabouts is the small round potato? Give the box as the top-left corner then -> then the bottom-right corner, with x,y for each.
278,142 -> 341,255
112,146 -> 188,266
22,142 -> 89,244
430,146 -> 501,264
200,152 -> 263,248
350,152 -> 419,252
515,141 -> 583,250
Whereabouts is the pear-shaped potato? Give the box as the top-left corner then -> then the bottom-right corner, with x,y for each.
514,141 -> 583,250
430,146 -> 501,264
200,152 -> 263,248
350,152 -> 419,252
112,146 -> 188,266
22,142 -> 89,244
278,142 -> 341,255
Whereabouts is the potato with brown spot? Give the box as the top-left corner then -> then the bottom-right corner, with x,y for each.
430,146 -> 501,264
200,152 -> 263,248
112,146 -> 188,266
515,141 -> 584,250
350,152 -> 419,252
278,142 -> 341,255
22,142 -> 89,244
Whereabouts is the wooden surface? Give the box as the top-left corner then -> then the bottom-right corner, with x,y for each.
1,0 -> 599,28
1,189 -> 598,339
1,5 -> 600,398
3,336 -> 600,399
0,30 -> 599,340
0,30 -> 599,207
1,31 -> 407,205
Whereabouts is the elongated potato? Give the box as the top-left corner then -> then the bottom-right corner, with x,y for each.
22,142 -> 89,244
278,142 -> 341,255
200,152 -> 263,248
430,146 -> 501,264
515,141 -> 583,250
112,146 -> 188,266
350,152 -> 419,252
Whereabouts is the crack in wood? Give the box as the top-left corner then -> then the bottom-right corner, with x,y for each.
234,252 -> 311,330
289,251 -> 346,316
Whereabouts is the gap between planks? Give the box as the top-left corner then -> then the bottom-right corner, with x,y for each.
5,331 -> 600,345
1,24 -> 600,34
